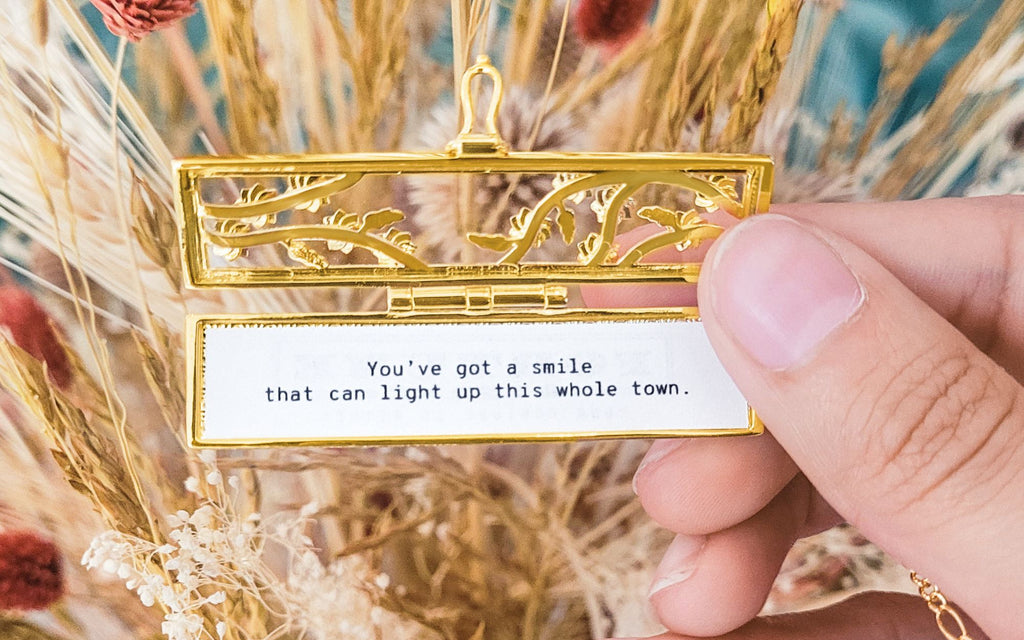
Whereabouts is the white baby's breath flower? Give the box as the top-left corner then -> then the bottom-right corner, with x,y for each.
177,572 -> 200,591
184,477 -> 200,494
159,584 -> 183,609
197,450 -> 217,465
83,498 -> 409,640
162,612 -> 204,640
403,447 -> 429,463
166,512 -> 185,528
435,522 -> 451,541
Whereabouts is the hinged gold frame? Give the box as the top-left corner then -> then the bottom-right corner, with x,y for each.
177,56 -> 773,447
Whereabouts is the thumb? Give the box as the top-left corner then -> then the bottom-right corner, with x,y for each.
697,214 -> 1024,639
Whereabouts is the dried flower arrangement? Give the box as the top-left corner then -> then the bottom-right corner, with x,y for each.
0,1 -> 1023,639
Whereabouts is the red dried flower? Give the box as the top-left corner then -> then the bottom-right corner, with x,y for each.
0,530 -> 64,611
89,0 -> 198,42
574,0 -> 655,46
0,285 -> 71,389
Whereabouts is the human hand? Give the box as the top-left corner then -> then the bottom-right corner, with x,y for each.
611,197 -> 1024,639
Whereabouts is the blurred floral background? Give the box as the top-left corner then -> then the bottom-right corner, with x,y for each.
0,0 -> 1022,639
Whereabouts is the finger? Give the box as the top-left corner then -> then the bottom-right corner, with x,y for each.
641,467 -> 842,636
648,477 -> 819,636
582,281 -> 697,308
584,195 -> 1024,380
776,196 -> 1024,380
582,225 -> 703,308
632,434 -> 800,535
580,209 -> 741,309
620,592 -> 989,640
698,213 -> 1024,639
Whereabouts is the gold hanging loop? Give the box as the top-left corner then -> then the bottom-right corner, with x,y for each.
446,55 -> 510,156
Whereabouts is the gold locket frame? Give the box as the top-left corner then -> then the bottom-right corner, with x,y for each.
178,56 -> 773,447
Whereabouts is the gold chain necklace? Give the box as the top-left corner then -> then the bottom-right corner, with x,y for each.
911,573 -> 973,640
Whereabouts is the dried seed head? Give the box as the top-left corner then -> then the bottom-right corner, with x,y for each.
406,89 -> 583,261
89,0 -> 198,42
573,0 -> 655,46
0,530 -> 64,611
0,285 -> 71,388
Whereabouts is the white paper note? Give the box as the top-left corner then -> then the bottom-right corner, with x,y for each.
192,316 -> 753,445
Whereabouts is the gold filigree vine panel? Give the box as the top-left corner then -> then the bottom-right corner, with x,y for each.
177,154 -> 772,288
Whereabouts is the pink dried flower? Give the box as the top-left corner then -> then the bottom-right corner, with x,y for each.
574,0 -> 655,46
0,285 -> 71,389
0,530 -> 64,611
89,0 -> 198,42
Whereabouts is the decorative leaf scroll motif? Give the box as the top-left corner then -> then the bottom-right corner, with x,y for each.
554,202 -> 575,244
696,174 -> 739,209
577,231 -> 610,264
323,209 -> 404,252
288,175 -> 331,212
284,240 -> 330,270
590,183 -> 625,224
616,208 -> 723,267
209,185 -> 275,261
467,171 -> 738,267
200,170 -> 740,272
321,209 -> 417,268
201,174 -> 428,270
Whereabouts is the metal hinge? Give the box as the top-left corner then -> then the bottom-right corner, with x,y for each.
387,284 -> 568,314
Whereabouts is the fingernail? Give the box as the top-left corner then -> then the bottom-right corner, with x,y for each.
632,439 -> 684,494
649,534 -> 707,597
707,215 -> 865,370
